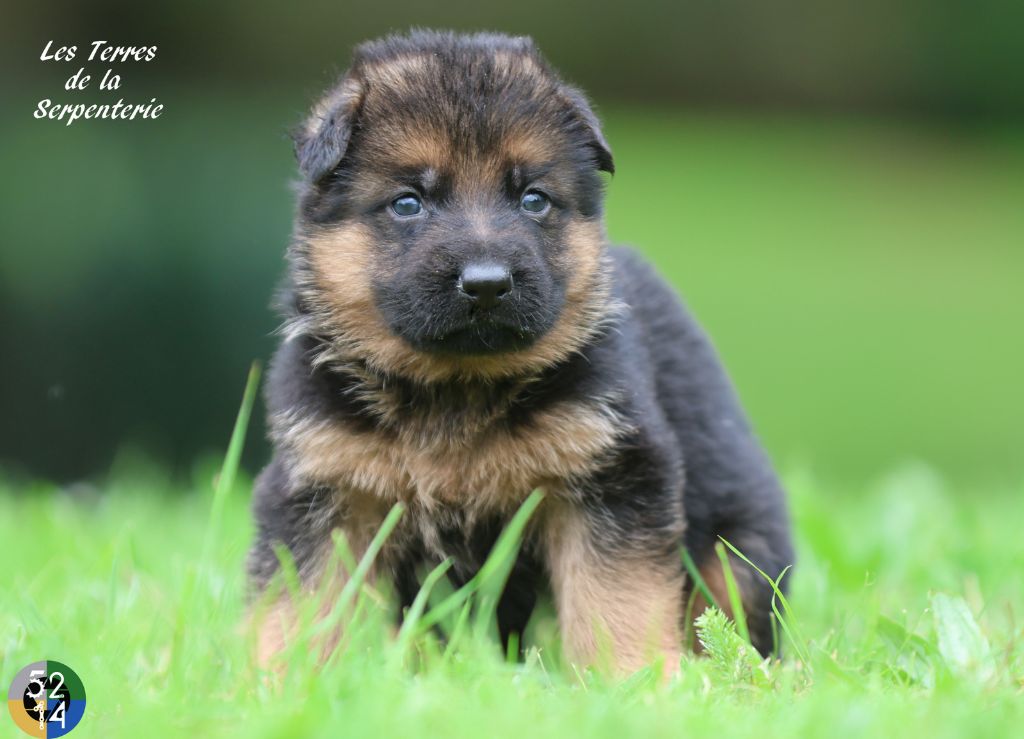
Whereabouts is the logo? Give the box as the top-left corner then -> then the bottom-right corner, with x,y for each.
7,661 -> 86,737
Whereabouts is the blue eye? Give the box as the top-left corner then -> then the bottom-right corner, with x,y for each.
391,194 -> 423,217
521,190 -> 550,214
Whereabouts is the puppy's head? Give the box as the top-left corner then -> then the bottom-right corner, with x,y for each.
288,31 -> 615,382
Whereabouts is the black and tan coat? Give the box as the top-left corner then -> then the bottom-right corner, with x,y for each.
247,30 -> 793,673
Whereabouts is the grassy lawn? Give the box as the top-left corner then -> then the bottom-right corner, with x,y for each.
2,431 -> 1022,737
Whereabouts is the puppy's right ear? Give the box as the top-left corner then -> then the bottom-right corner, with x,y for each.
293,74 -> 365,184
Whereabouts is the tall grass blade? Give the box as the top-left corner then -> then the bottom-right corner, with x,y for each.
200,361 -> 261,570
715,541 -> 750,644
719,536 -> 809,664
395,558 -> 453,655
681,547 -> 719,609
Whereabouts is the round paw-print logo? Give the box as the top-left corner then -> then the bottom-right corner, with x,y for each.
7,661 -> 86,737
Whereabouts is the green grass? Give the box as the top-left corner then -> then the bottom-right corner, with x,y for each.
2,374 -> 1023,738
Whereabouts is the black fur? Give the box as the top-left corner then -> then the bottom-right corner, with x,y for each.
249,30 -> 793,659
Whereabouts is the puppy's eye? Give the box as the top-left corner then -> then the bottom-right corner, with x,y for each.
520,190 -> 550,214
391,194 -> 423,217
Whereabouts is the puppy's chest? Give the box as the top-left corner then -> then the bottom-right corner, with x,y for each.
396,502 -> 519,576
277,394 -> 623,510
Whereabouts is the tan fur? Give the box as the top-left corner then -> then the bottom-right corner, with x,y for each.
253,596 -> 301,667
544,504 -> 683,674
250,561 -> 349,669
361,52 -> 433,91
357,55 -> 458,171
496,130 -> 559,167
301,219 -> 618,385
373,123 -> 453,171
358,46 -> 554,168
272,393 -> 627,512
252,585 -> 355,669
491,46 -> 546,80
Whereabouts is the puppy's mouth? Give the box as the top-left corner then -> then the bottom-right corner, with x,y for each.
417,314 -> 539,356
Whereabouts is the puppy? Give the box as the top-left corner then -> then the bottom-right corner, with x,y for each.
248,30 -> 793,672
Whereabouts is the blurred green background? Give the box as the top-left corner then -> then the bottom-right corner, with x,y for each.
1,1 -> 1022,485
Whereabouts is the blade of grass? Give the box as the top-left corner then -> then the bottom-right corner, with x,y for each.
273,542 -> 302,595
718,536 -> 810,664
682,584 -> 701,651
200,361 -> 261,570
330,529 -> 360,577
768,577 -> 810,665
395,558 -> 453,655
770,611 -> 780,658
715,541 -> 750,644
173,362 -> 260,668
472,490 -> 545,639
442,601 -> 474,662
681,547 -> 720,609
506,631 -> 520,664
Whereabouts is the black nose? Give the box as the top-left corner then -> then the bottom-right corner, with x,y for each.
458,262 -> 513,309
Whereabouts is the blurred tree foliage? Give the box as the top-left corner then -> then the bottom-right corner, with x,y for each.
4,0 -> 1023,116
1,1 -> 1022,482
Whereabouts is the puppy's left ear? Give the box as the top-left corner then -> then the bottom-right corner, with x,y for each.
293,73 -> 365,184
560,85 -> 615,174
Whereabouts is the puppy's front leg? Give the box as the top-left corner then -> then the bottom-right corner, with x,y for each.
246,459 -> 387,667
544,500 -> 684,675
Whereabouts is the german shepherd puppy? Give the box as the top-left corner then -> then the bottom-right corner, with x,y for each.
248,30 -> 793,672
